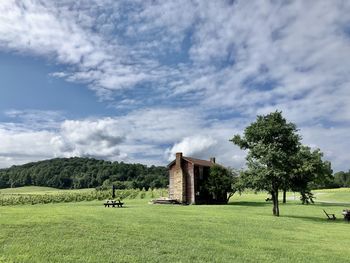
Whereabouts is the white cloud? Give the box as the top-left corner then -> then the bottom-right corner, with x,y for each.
4,109 -> 64,129
0,108 -> 189,167
58,118 -> 126,158
0,108 -> 246,169
0,105 -> 347,172
166,135 -> 218,161
0,1 -> 350,171
0,128 -> 57,163
0,1 -> 165,94
300,126 -> 350,173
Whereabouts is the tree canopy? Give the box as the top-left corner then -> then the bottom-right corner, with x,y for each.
204,165 -> 240,204
290,146 -> 332,204
333,171 -> 350,188
0,157 -> 168,190
231,111 -> 331,216
231,111 -> 301,216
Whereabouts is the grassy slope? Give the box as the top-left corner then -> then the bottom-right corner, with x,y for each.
0,189 -> 350,263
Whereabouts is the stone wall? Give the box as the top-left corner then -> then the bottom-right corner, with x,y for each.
172,168 -> 184,202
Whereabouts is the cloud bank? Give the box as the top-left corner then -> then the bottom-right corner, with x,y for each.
0,1 -> 349,171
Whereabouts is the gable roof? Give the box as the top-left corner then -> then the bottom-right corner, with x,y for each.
183,157 -> 214,167
168,156 -> 215,168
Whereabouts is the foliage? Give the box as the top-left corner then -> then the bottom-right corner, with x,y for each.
333,171 -> 350,188
205,165 -> 240,203
299,190 -> 314,204
291,146 -> 333,204
311,170 -> 350,189
231,111 -> 301,216
0,157 -> 168,190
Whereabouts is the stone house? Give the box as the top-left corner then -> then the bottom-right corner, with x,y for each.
168,152 -> 217,204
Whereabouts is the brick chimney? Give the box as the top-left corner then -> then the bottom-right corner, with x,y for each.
176,152 -> 183,169
210,157 -> 216,164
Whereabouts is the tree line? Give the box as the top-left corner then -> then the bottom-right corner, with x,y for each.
331,170 -> 350,188
0,157 -> 168,190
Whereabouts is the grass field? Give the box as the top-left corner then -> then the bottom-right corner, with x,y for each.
314,188 -> 350,203
0,188 -> 349,262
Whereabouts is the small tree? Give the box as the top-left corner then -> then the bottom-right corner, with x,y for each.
291,146 -> 332,204
231,111 -> 301,216
205,165 -> 239,204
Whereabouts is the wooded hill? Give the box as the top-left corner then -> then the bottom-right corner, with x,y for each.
0,157 -> 168,190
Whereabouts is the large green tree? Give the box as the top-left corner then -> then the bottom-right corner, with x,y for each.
231,111 -> 301,216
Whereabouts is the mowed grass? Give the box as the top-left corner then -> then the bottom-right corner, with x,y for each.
314,188 -> 350,203
0,189 -> 350,262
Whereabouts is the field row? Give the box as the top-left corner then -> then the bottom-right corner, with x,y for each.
0,188 -> 167,206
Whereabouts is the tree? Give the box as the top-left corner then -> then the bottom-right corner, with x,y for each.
291,146 -> 332,204
231,111 -> 301,216
333,171 -> 350,187
205,165 -> 239,204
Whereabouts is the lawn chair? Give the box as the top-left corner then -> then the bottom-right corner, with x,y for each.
342,210 -> 350,222
323,209 -> 336,220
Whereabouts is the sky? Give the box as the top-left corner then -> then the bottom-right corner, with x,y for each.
0,0 -> 349,172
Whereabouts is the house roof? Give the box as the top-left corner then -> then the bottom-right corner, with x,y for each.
168,156 -> 215,168
183,157 -> 214,167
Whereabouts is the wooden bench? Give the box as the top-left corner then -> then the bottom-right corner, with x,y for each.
104,200 -> 124,208
323,209 -> 336,220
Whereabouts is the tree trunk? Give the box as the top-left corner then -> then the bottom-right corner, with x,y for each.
271,190 -> 280,216
226,192 -> 235,203
275,191 -> 280,216
283,189 -> 286,204
271,191 -> 276,215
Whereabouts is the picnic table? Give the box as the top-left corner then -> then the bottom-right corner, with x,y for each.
342,209 -> 350,222
104,200 -> 124,208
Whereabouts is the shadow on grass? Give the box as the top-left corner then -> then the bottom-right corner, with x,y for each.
281,214 -> 349,224
314,201 -> 350,207
282,214 -> 328,223
228,201 -> 299,207
228,201 -> 270,207
228,201 -> 350,223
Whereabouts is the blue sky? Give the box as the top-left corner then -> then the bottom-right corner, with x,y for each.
0,0 -> 349,171
0,52 -> 112,119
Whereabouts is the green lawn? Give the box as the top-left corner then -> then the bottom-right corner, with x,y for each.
314,188 -> 350,203
0,188 -> 349,263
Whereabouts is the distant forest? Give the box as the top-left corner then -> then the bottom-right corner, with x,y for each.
0,157 -> 168,190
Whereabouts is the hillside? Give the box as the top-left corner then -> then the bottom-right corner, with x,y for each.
0,157 -> 168,190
